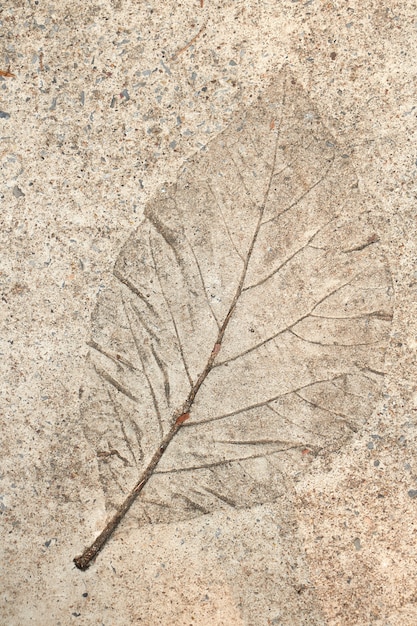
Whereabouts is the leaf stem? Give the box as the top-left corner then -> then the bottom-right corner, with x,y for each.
74,420 -> 182,570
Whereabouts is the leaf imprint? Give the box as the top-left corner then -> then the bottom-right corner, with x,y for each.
74,69 -> 393,570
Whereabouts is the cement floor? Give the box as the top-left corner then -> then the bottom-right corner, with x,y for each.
1,1 -> 416,624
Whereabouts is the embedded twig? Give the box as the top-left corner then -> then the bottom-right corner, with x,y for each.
171,24 -> 206,61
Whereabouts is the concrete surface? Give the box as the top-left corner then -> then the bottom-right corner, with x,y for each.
1,1 -> 416,624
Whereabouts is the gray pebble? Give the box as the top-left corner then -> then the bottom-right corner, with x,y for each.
13,186 -> 25,198
160,61 -> 171,76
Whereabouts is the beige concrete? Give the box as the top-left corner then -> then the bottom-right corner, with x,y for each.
1,1 -> 416,624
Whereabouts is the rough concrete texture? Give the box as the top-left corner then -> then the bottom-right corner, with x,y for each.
1,1 -> 416,624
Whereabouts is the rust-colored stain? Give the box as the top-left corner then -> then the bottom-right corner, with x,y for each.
176,412 -> 191,425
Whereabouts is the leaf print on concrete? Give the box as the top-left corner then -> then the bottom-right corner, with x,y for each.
74,69 -> 393,569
